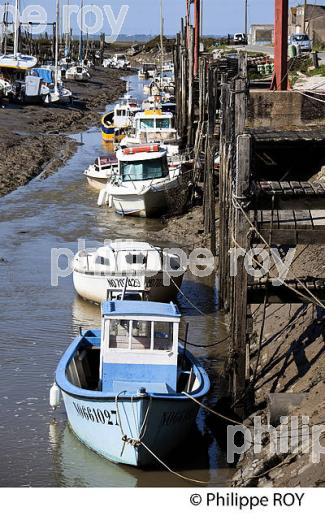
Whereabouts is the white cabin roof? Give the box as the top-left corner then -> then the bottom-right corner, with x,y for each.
97,241 -> 160,256
135,111 -> 173,120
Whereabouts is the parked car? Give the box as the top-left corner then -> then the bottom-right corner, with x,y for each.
289,34 -> 312,52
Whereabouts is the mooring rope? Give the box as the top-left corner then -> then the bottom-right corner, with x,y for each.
166,272 -> 228,327
181,391 -> 246,426
178,336 -> 230,348
115,391 -> 210,485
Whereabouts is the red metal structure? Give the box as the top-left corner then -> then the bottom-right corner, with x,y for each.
193,0 -> 201,77
273,0 -> 289,90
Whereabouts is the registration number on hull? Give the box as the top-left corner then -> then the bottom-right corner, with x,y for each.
73,402 -> 119,426
106,277 -> 145,290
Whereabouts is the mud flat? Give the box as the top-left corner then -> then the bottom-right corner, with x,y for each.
149,204 -> 219,250
231,244 -> 325,487
0,68 -> 126,197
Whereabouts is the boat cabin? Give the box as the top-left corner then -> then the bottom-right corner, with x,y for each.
135,110 -> 173,131
116,146 -> 169,182
113,105 -> 133,128
94,241 -> 162,272
95,155 -> 118,172
133,110 -> 178,144
100,301 -> 181,394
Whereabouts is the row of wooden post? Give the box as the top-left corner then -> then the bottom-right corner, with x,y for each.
174,21 -> 253,415
174,24 -> 221,256
218,56 -> 252,417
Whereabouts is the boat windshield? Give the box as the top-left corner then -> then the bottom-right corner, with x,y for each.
139,118 -> 171,130
120,158 -> 168,181
108,319 -> 173,351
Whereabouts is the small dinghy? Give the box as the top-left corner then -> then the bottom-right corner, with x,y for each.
83,155 -> 118,190
52,300 -> 210,467
73,240 -> 185,304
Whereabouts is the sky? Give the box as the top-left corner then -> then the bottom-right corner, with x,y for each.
13,0 -> 325,36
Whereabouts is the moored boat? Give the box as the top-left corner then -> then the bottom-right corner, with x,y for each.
100,145 -> 190,218
101,93 -> 140,143
72,240 -> 185,303
0,53 -> 37,70
138,63 -> 157,80
66,65 -> 90,81
83,155 -> 118,190
53,300 -> 210,467
120,109 -> 181,157
143,80 -> 160,96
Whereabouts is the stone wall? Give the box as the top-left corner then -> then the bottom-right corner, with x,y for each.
247,90 -> 325,130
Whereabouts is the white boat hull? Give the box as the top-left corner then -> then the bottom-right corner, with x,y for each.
110,177 -> 184,218
73,270 -> 182,304
62,391 -> 199,467
112,191 -> 166,218
86,176 -> 108,191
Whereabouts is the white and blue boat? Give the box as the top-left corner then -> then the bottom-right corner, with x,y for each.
53,301 -> 210,467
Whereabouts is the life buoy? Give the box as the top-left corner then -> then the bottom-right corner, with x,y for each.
123,144 -> 160,155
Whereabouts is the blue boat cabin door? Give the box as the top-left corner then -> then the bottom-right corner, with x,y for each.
100,315 -> 180,394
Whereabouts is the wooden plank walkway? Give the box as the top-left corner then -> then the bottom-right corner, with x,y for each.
251,208 -> 325,244
254,181 -> 325,210
248,278 -> 325,304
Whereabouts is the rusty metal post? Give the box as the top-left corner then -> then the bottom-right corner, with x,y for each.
194,0 -> 201,77
273,0 -> 289,91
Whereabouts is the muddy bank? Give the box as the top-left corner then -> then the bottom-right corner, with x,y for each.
0,130 -> 77,196
231,244 -> 325,487
0,68 -> 126,134
0,68 -> 126,197
149,204 -> 219,250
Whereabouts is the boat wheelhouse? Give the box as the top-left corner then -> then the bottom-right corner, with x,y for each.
100,144 -> 188,218
121,110 -> 180,156
72,240 -> 185,303
54,300 -> 210,467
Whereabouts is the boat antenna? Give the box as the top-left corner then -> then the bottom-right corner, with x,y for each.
13,0 -> 19,57
160,0 -> 164,88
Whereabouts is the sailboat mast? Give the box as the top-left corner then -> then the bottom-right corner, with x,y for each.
79,0 -> 83,62
160,0 -> 164,84
64,0 -> 70,56
13,0 -> 19,56
54,0 -> 59,92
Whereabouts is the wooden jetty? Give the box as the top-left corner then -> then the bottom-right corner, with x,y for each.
174,6 -> 325,418
218,68 -> 325,417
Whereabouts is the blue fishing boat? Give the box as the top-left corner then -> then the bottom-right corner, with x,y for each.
52,301 -> 210,467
